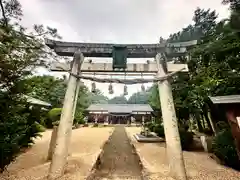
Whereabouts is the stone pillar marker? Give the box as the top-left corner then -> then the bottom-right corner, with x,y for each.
156,53 -> 187,180
48,50 -> 84,179
47,126 -> 58,161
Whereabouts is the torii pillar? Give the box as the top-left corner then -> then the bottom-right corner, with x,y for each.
156,53 -> 187,180
48,50 -> 84,179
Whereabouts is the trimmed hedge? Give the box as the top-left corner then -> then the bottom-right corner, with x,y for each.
153,124 -> 165,138
74,111 -> 85,125
146,122 -> 193,150
179,130 -> 194,151
46,108 -> 62,128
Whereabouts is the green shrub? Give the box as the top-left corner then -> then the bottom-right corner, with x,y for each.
48,108 -> 62,121
74,111 -> 85,125
35,122 -> 46,132
46,108 -> 62,128
0,96 -> 43,172
153,124 -> 165,138
147,122 -> 193,150
146,122 -> 155,132
93,123 -> 98,127
83,123 -> 89,127
212,129 -> 240,170
179,130 -> 194,150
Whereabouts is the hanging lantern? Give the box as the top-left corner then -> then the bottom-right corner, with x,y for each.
91,73 -> 96,93
123,73 -> 128,96
141,84 -> 145,92
108,83 -> 114,94
141,73 -> 145,92
108,75 -> 114,94
91,82 -> 96,93
123,85 -> 128,96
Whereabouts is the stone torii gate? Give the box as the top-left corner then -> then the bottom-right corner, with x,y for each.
45,39 -> 197,180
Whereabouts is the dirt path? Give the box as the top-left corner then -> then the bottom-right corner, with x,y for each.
125,127 -> 240,180
89,125 -> 143,180
0,127 -> 114,180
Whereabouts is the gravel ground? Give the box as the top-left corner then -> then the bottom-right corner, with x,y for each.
88,125 -> 143,180
0,127 -> 114,180
125,127 -> 240,180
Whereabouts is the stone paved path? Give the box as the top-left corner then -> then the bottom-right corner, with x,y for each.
88,125 -> 143,180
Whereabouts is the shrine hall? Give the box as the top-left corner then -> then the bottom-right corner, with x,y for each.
86,104 -> 153,124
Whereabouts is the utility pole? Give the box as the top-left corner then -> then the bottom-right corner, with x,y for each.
155,53 -> 187,180
48,50 -> 84,179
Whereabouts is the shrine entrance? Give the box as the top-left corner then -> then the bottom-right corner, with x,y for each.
45,38 -> 197,180
110,115 -> 128,124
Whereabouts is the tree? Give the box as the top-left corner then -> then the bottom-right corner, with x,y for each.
147,84 -> 161,110
128,91 -> 148,104
108,95 -> 128,104
22,75 -> 67,107
0,0 -> 60,171
222,0 -> 240,31
86,88 -> 109,104
149,7 -> 240,134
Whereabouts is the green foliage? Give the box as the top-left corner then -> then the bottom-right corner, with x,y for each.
22,75 -> 67,108
222,0 -> 240,31
146,121 -> 165,138
35,122 -> 46,132
93,123 -> 99,127
147,84 -> 161,110
47,108 -> 62,128
148,6 -> 240,139
108,95 -> 128,104
179,130 -> 194,151
128,91 -> 148,104
0,0 -> 61,171
146,122 -> 155,132
0,94 -> 43,172
146,122 -> 193,150
74,111 -> 85,125
212,129 -> 240,170
48,108 -> 62,121
153,124 -> 165,138
87,88 -> 109,104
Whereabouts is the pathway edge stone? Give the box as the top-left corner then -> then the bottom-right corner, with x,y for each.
86,127 -> 115,179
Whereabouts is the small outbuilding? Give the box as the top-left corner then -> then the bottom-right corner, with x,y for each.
209,95 -> 240,160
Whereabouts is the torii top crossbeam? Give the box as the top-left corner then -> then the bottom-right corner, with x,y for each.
45,39 -> 197,58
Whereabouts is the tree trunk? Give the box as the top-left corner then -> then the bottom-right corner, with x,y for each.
195,113 -> 203,132
203,104 -> 216,135
201,114 -> 206,129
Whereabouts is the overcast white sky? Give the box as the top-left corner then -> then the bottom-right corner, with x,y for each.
19,0 -> 230,99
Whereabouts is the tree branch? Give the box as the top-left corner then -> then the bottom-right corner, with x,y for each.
0,0 -> 8,26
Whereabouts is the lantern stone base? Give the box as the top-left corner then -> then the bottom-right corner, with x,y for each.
134,133 -> 164,143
